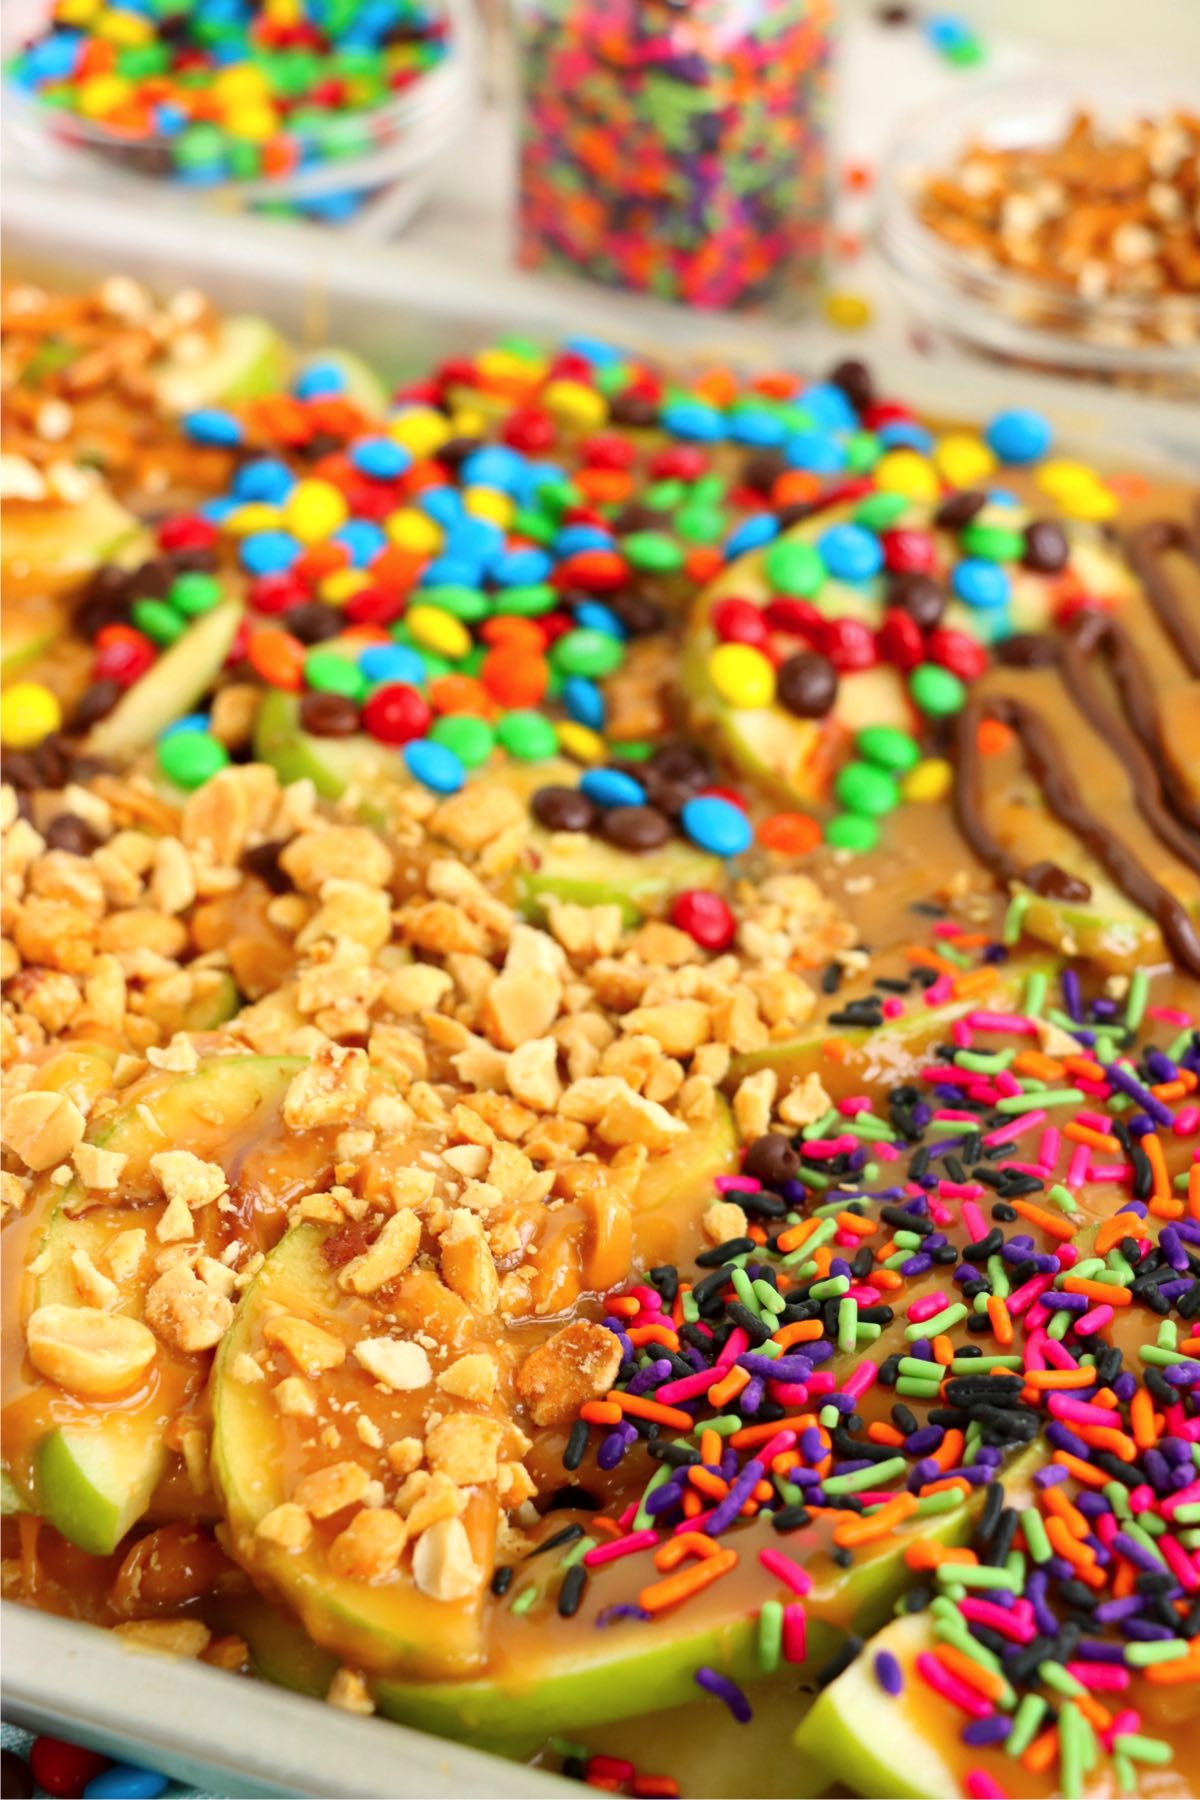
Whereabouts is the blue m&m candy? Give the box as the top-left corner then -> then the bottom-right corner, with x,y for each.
985,409 -> 1052,466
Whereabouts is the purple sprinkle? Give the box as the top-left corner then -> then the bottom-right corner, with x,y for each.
596,1604 -> 651,1627
644,1480 -> 685,1517
1124,1619 -> 1176,1643
874,1649 -> 903,1696
1093,1596 -> 1144,1625
740,1353 -> 812,1380
598,1428 -> 631,1471
628,1357 -> 673,1396
962,1716 -> 1011,1747
740,1375 -> 764,1415
900,1253 -> 933,1277
1147,1048 -> 1179,1081
799,1426 -> 825,1462
1114,1531 -> 1168,1573
1105,1061 -> 1174,1127
1034,1465 -> 1071,1490
1062,968 -> 1082,1021
707,1458 -> 765,1535
1077,1640 -> 1128,1665
1091,997 -> 1119,1020
905,1426 -> 943,1455
695,1666 -> 753,1723
1163,1364 -> 1200,1388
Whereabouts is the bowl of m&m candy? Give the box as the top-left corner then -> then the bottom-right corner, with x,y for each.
4,0 -> 477,227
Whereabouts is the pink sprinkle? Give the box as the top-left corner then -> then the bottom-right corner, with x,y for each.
1008,1274 -> 1054,1317
1128,1486 -> 1155,1515
781,1602 -> 807,1663
584,1528 -> 658,1568
938,1180 -> 984,1200
1067,1144 -> 1091,1186
1104,1709 -> 1142,1753
846,1283 -> 883,1304
1001,1161 -> 1045,1178
630,1285 -> 661,1312
757,1429 -> 798,1464
985,1114 -> 1038,1148
875,1141 -> 902,1163
1148,1005 -> 1193,1026
1074,1304 -> 1113,1335
1160,1534 -> 1200,1592
915,1653 -> 992,1719
967,1011 -> 1039,1035
1178,1419 -> 1200,1444
959,1598 -> 1035,1643
716,1327 -> 749,1372
1037,1127 -> 1060,1169
674,1507 -> 717,1536
1175,1104 -> 1200,1135
768,1382 -> 810,1406
715,1174 -> 761,1193
1047,1394 -> 1119,1428
882,996 -> 904,1019
616,1502 -> 638,1532
951,1020 -> 971,1048
1096,1514 -> 1119,1549
656,1366 -> 724,1404
927,1195 -> 954,1227
1042,1338 -> 1079,1373
760,1548 -> 812,1597
995,1070 -> 1023,1099
962,1200 -> 988,1241
1090,1162 -> 1132,1182
806,1371 -> 835,1397
965,1772 -> 1008,1800
924,975 -> 953,1006
838,1097 -> 872,1116
843,1360 -> 878,1402
1058,1243 -> 1080,1269
932,921 -> 963,938
908,1292 -> 949,1323
803,1135 -> 858,1159
1075,1110 -> 1112,1132
1075,1076 -> 1113,1097
1024,1300 -> 1051,1333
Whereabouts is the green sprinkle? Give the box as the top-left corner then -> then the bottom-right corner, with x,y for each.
731,1267 -> 761,1315
1112,1734 -> 1172,1766
904,1302 -> 967,1341
1039,1661 -> 1085,1697
994,1088 -> 1086,1114
1125,968 -> 1150,1031
1113,1756 -> 1137,1797
1022,1506 -> 1052,1564
510,1585 -> 538,1616
1003,891 -> 1029,945
1126,1639 -> 1190,1667
1022,969 -> 1047,1017
824,1456 -> 906,1495
757,1599 -> 783,1674
1059,1700 -> 1086,1800
935,1563 -> 1014,1590
1140,1346 -> 1200,1368
811,1275 -> 850,1300
754,1279 -> 786,1316
913,1488 -> 964,1516
838,1297 -> 858,1353
633,1463 -> 673,1531
560,1536 -> 595,1570
1047,1184 -> 1080,1216
1007,1692 -> 1047,1758
896,1377 -> 944,1399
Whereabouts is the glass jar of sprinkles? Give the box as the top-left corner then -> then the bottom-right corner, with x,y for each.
513,0 -> 835,309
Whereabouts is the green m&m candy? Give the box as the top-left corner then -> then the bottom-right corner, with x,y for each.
158,729 -> 229,791
910,663 -> 967,717
496,710 -> 558,761
834,761 -> 900,818
764,538 -> 824,598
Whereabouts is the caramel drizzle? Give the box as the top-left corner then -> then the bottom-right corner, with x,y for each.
1124,505 -> 1200,677
954,692 -> 1200,977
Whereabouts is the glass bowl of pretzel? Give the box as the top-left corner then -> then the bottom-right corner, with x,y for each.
877,73 -> 1200,397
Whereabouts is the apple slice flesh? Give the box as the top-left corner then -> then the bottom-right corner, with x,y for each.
13,1055 -> 304,1556
152,315 -> 290,414
86,600 -> 243,759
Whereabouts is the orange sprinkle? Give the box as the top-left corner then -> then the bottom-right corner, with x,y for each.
627,1324 -> 680,1350
608,1296 -> 640,1317
919,1477 -> 972,1500
934,1644 -> 1007,1703
1045,1517 -> 1099,1573
580,1401 -> 622,1425
931,1335 -> 955,1368
771,1319 -> 825,1348
1062,1122 -> 1120,1154
1149,1196 -> 1185,1220
653,1532 -> 720,1571
949,967 -> 1002,1000
774,1219 -> 820,1256
1145,1656 -> 1200,1686
1078,1425 -> 1136,1461
986,1296 -> 1013,1345
730,1416 -> 813,1449
1144,1134 -> 1171,1200
1180,1338 -> 1200,1357
699,1429 -> 721,1467
1063,1055 -> 1106,1081
1013,1050 -> 1066,1082
835,1211 -> 878,1239
1010,1201 -> 1078,1243
868,1422 -> 906,1448
873,1269 -> 904,1292
1042,1487 -> 1089,1539
904,1541 -> 977,1572
588,1516 -> 625,1538
835,1492 -> 917,1547
1022,1728 -> 1059,1776
906,946 -> 962,979
708,1365 -> 751,1408
1075,1693 -> 1113,1735
1062,1278 -> 1132,1306
609,1393 -> 694,1430
1052,1451 -> 1110,1490
932,1429 -> 965,1473
639,1548 -> 738,1614
1024,1368 -> 1102,1391
1095,1213 -> 1137,1255
681,1489 -> 703,1520
689,1467 -> 729,1501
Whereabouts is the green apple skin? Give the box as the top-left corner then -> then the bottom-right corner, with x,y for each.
2,488 -> 144,589
153,316 -> 290,414
21,1056 -> 304,1556
86,601 -> 243,760
793,1612 -> 959,1800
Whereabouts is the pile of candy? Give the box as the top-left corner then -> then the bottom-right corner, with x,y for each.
7,0 -> 448,195
523,946 -> 1200,1797
1,1734 -> 170,1800
514,0 -> 834,308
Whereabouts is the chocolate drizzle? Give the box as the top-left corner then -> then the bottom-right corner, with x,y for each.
1124,510 -> 1200,677
954,692 -> 1200,977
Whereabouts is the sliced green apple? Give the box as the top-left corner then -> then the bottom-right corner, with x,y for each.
254,690 -> 724,922
12,1054 -> 305,1556
85,600 -> 242,759
152,315 -> 290,414
2,486 -> 144,591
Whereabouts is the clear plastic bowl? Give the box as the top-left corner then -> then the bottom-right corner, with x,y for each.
2,0 -> 477,230
877,73 -> 1200,398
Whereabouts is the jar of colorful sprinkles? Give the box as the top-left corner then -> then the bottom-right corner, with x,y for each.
513,0 -> 835,310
